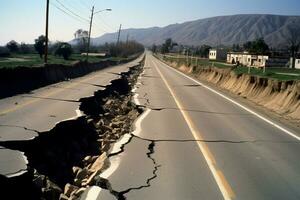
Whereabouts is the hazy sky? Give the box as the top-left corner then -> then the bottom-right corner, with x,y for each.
1,0 -> 300,45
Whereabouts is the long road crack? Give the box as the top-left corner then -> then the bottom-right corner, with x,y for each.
21,95 -> 80,103
99,130 -> 299,200
108,134 -> 134,158
68,80 -> 107,88
139,105 -> 253,116
97,140 -> 161,200
132,134 -> 300,144
96,103 -> 299,199
0,124 -> 40,134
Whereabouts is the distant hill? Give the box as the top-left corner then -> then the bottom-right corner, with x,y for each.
86,14 -> 300,48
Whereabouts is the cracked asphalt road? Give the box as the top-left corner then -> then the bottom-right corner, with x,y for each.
0,57 -> 143,178
92,52 -> 300,200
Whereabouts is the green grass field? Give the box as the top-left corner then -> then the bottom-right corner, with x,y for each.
162,55 -> 232,69
0,54 -> 107,68
233,67 -> 300,81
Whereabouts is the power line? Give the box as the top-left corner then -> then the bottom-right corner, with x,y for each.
95,15 -> 117,32
64,0 -> 90,16
50,2 -> 89,24
45,0 -> 49,64
63,1 -> 115,34
66,0 -> 90,15
79,0 -> 92,10
55,0 -> 89,22
94,22 -> 109,32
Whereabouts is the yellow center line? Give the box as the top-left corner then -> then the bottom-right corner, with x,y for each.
0,74 -> 99,116
152,57 -> 235,200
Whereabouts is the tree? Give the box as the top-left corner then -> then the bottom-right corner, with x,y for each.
287,27 -> 300,69
74,29 -> 88,39
55,42 -> 73,60
151,44 -> 157,53
20,43 -> 30,54
106,41 -> 144,57
165,38 -> 172,49
253,38 -> 269,54
161,38 -> 173,54
6,40 -> 19,53
243,41 -> 252,51
232,44 -> 242,52
161,44 -> 168,54
243,38 -> 269,54
196,44 -> 211,58
34,35 -> 46,58
0,47 -> 10,57
74,29 -> 89,53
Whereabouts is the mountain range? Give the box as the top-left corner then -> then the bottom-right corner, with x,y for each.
88,14 -> 300,48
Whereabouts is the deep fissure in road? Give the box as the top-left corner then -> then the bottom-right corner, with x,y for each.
0,61 -> 144,200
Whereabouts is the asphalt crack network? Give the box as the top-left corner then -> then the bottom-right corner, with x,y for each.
108,135 -> 134,158
107,72 -> 121,75
21,95 -> 80,103
47,85 -> 80,91
141,75 -> 160,79
0,124 -> 40,134
139,105 -> 253,116
68,80 -> 107,88
97,138 -> 160,200
132,134 -> 299,144
98,130 -> 299,200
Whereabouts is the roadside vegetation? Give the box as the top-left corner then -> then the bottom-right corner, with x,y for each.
0,54 -> 103,68
0,34 -> 144,69
161,55 -> 300,80
233,67 -> 300,80
162,55 -> 232,69
155,37 -> 300,81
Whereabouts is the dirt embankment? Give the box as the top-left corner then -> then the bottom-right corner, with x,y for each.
166,61 -> 300,123
0,55 -> 140,99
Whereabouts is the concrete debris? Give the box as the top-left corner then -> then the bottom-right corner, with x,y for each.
72,166 -> 82,176
64,183 -> 79,197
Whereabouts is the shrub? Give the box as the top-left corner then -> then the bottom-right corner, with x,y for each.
0,47 -> 10,57
6,40 -> 19,53
55,42 -> 73,60
34,35 -> 46,58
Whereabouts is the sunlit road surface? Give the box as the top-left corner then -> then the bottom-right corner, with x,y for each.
92,52 -> 300,200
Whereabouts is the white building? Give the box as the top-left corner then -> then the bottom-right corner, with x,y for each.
290,58 -> 300,69
227,52 -> 269,67
209,49 -> 227,61
227,52 -> 288,68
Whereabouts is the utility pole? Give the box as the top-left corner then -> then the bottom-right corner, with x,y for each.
44,0 -> 49,64
192,53 -> 194,66
186,50 -> 189,65
126,33 -> 129,45
117,24 -> 122,45
86,8 -> 111,62
86,6 -> 94,62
